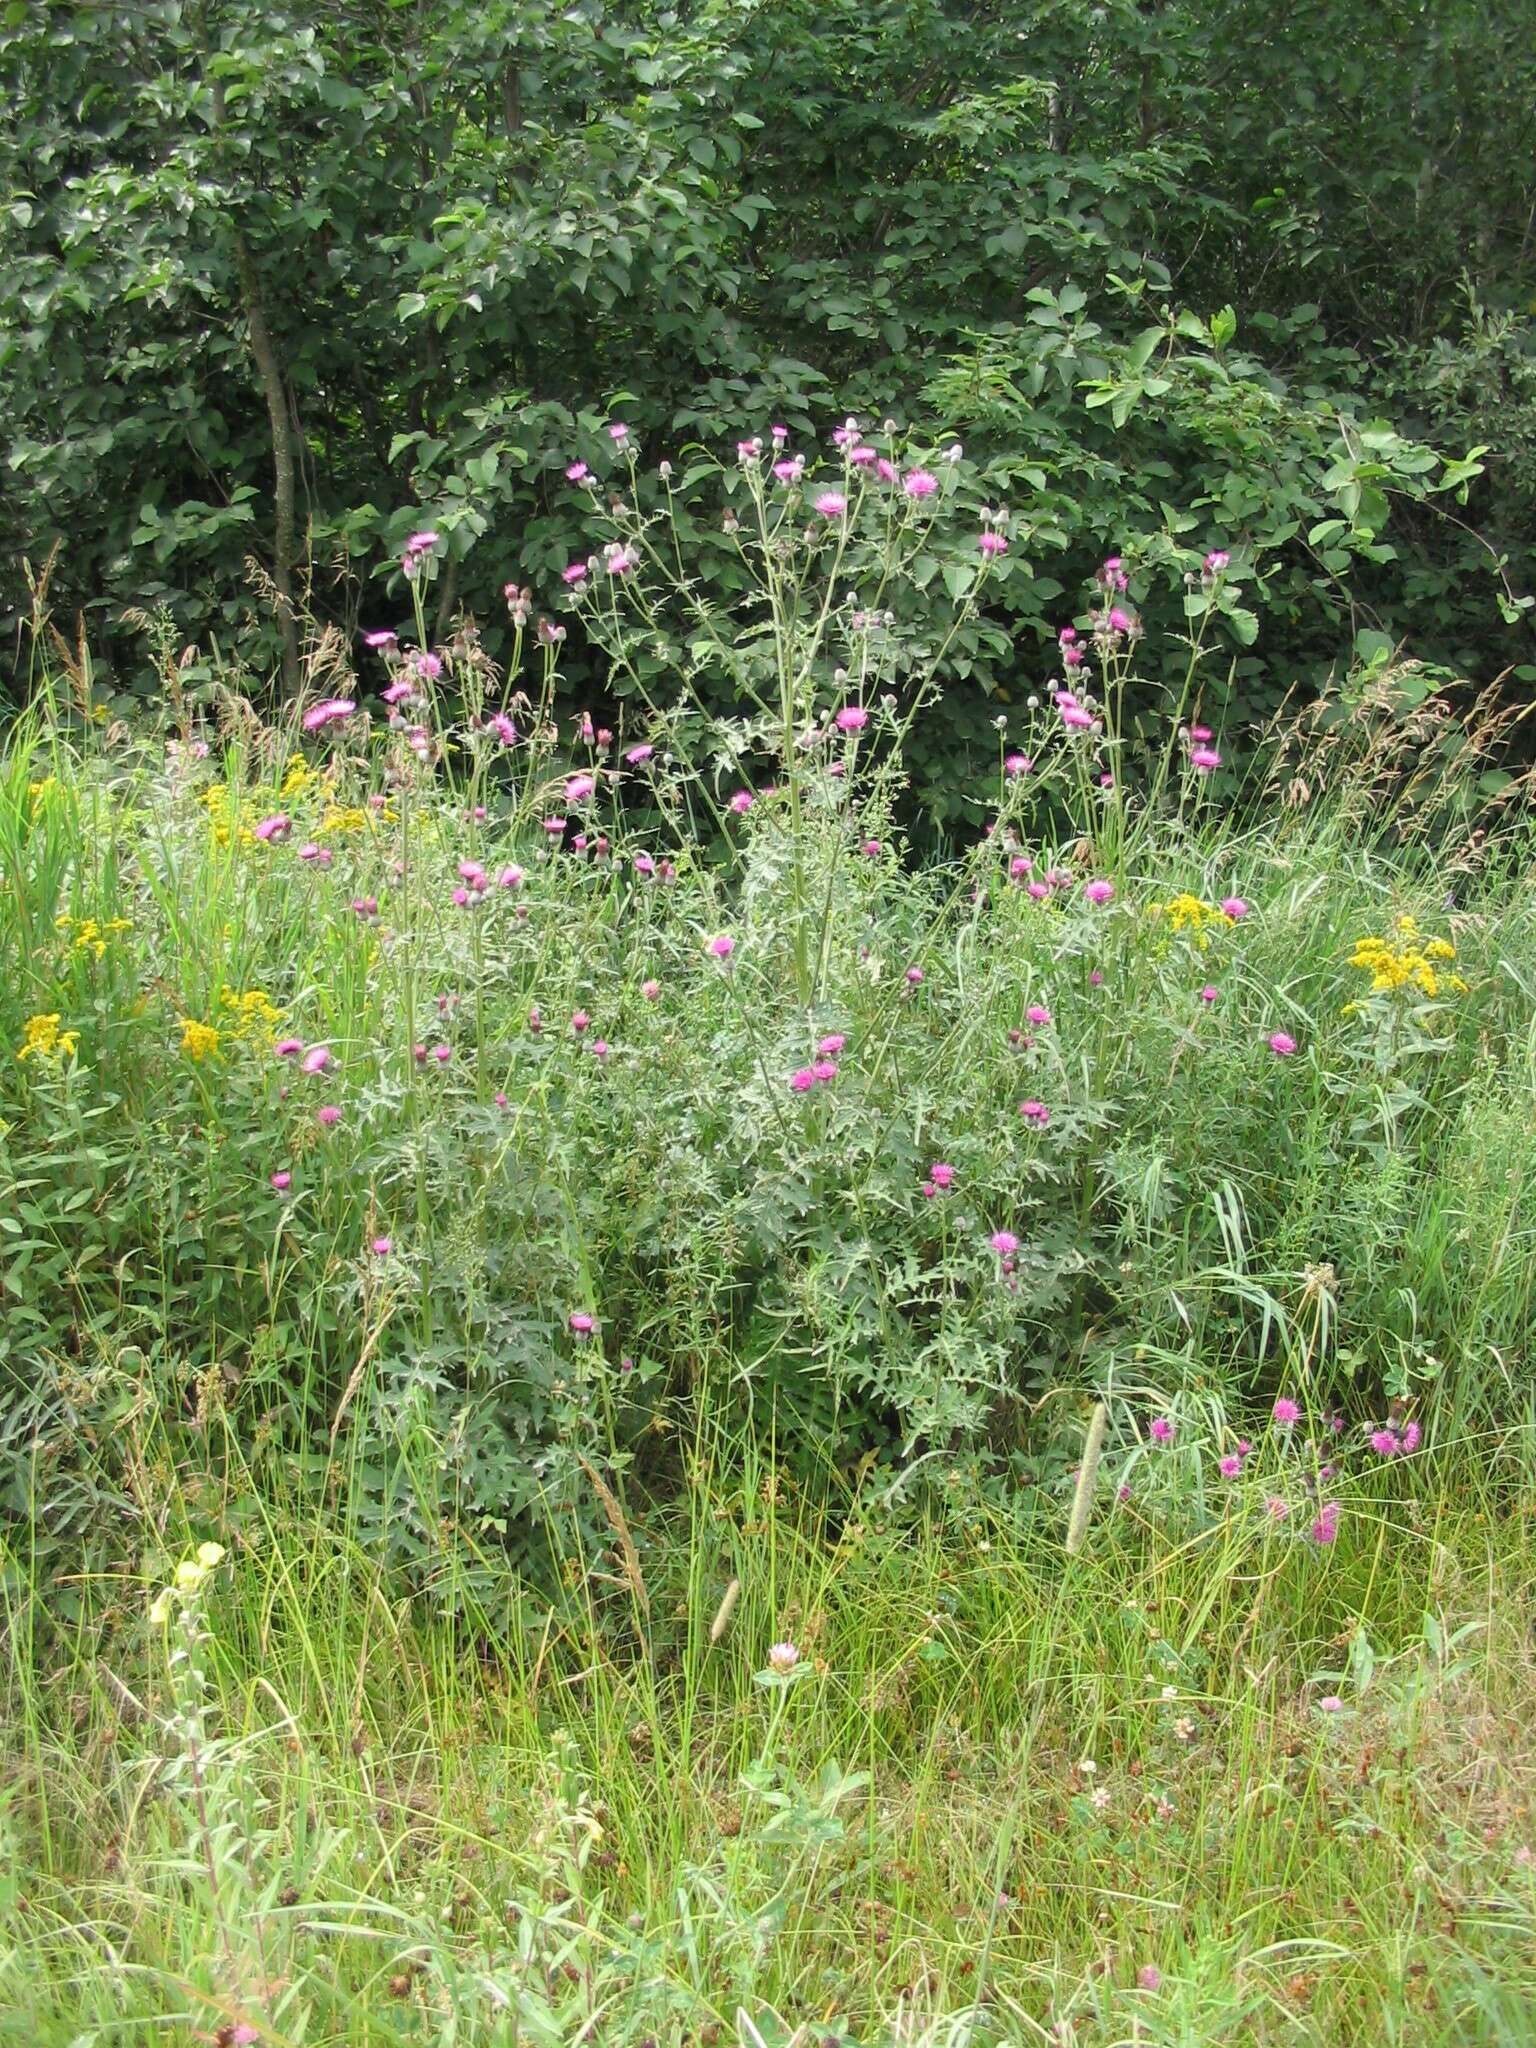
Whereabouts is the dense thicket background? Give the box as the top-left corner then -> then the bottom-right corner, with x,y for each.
3,0 -> 1534,819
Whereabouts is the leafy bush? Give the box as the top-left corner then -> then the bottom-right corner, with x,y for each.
2,0 -> 1529,764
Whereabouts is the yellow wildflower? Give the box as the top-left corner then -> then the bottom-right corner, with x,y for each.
317,805 -> 370,837
178,1017 -> 222,1061
17,1012 -> 78,1062
152,1540 -> 226,1621
1347,924 -> 1464,1003
200,784 -> 254,849
1148,891 -> 1222,934
218,987 -> 284,1037
280,753 -> 317,799
1146,892 -> 1229,954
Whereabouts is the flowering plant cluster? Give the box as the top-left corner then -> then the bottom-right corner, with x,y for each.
4,412 -> 1530,1580
1128,1392 -> 1426,1548
1347,916 -> 1466,1002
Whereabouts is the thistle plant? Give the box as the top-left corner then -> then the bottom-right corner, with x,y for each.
3,406 -> 1533,1600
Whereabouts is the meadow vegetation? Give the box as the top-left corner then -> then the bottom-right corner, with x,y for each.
3,424 -> 1536,2041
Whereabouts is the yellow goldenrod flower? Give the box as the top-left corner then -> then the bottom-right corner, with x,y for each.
280,753 -> 316,798
1147,892 -> 1223,937
1348,924 -> 1464,1004
199,783 -> 254,849
318,805 -> 370,837
178,1017 -> 222,1061
218,987 -> 284,1037
17,1012 -> 78,1062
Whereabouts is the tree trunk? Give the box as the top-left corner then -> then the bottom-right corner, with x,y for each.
433,556 -> 460,641
234,233 -> 301,697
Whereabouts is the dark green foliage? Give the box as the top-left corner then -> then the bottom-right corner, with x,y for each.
1,0 -> 1532,784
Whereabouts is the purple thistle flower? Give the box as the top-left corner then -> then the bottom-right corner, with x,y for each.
302,698 -> 355,733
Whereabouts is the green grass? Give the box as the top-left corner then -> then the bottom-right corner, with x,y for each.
4,1433 -> 1536,2045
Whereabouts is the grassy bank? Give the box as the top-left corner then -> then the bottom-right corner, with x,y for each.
4,1437 -> 1536,2045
